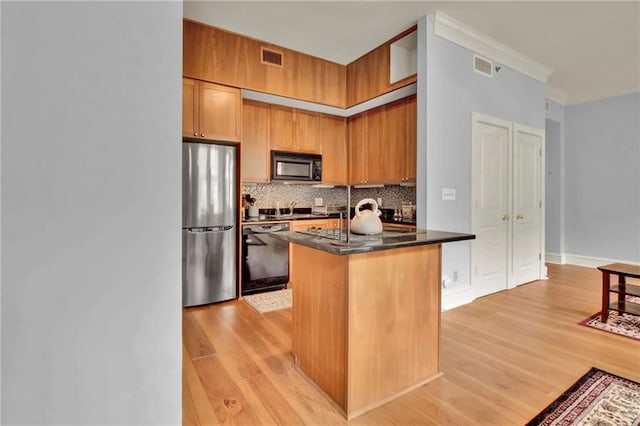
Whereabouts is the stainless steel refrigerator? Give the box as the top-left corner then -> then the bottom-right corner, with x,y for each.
182,142 -> 237,307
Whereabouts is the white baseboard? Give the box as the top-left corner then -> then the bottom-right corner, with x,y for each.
545,252 -> 565,264
442,286 -> 475,311
546,252 -> 640,268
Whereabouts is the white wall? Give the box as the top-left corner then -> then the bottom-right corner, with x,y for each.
564,93 -> 640,264
1,2 -> 182,424
418,16 -> 546,309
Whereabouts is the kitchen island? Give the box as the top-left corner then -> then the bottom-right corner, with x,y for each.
270,228 -> 474,419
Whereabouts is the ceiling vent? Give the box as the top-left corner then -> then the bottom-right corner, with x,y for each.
473,54 -> 493,78
261,47 -> 283,67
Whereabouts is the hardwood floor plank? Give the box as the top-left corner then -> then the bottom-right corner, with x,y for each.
183,306 -> 216,359
183,263 -> 640,425
182,345 -> 220,426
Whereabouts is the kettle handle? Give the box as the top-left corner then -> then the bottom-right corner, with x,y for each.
354,198 -> 380,217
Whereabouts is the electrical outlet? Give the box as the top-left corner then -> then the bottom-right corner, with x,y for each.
315,197 -> 323,207
442,188 -> 456,201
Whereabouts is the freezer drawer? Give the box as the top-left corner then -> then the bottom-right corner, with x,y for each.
183,227 -> 237,306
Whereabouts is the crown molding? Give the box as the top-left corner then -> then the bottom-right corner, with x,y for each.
545,85 -> 569,106
432,11 -> 553,84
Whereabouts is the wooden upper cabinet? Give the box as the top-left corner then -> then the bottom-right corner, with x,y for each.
379,99 -> 406,183
183,78 -> 241,142
348,113 -> 368,185
295,110 -> 321,154
199,81 -> 242,142
347,95 -> 417,185
270,105 -> 296,152
346,27 -> 417,107
319,114 -> 347,185
184,19 -> 346,108
405,95 -> 417,182
241,100 -> 270,183
365,107 -> 385,184
182,78 -> 198,138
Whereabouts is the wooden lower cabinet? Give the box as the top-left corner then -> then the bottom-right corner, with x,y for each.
291,243 -> 442,419
288,219 -> 340,291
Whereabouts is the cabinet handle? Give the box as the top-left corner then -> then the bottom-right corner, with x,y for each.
193,132 -> 198,136
502,214 -> 510,221
516,213 -> 524,220
200,133 -> 205,137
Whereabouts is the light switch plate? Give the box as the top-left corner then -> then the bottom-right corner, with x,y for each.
442,188 -> 456,201
315,197 -> 323,206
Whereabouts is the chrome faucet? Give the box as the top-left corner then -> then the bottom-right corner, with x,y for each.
284,201 -> 297,216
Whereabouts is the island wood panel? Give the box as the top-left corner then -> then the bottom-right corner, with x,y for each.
319,114 -> 347,185
241,100 -> 270,183
346,26 -> 418,107
380,98 -> 407,183
183,19 -> 346,108
291,242 -> 442,419
405,94 -> 417,181
346,244 -> 441,416
292,244 -> 348,412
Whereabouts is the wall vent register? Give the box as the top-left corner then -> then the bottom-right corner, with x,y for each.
261,47 -> 283,67
473,54 -> 493,78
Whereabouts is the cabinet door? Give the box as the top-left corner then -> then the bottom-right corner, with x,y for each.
381,99 -> 406,183
182,78 -> 199,138
348,113 -> 368,184
320,114 -> 347,185
198,81 -> 242,142
365,107 -> 384,184
270,105 -> 296,152
295,110 -> 321,154
241,100 -> 270,183
405,95 -> 417,182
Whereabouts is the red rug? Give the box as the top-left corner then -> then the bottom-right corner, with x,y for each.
526,367 -> 640,425
579,296 -> 640,341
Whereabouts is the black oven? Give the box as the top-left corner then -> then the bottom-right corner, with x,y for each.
241,222 -> 290,296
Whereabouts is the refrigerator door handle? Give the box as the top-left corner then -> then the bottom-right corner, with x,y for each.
186,226 -> 234,233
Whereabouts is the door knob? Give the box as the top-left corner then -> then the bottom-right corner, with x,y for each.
502,214 -> 510,221
516,214 -> 524,220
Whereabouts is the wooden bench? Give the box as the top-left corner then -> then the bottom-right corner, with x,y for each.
598,263 -> 640,323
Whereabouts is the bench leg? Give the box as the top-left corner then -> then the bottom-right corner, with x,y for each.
601,271 -> 610,323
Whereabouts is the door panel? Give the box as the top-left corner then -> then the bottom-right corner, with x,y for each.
182,143 -> 237,228
513,125 -> 543,285
183,228 -> 237,306
472,115 -> 511,298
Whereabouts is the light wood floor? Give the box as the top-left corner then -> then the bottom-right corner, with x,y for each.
182,264 -> 640,425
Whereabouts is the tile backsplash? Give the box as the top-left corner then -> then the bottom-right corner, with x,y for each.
241,183 -> 416,210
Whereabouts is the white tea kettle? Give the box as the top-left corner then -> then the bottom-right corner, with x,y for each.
350,198 -> 383,235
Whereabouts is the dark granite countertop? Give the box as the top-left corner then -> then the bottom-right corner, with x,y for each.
269,227 -> 475,255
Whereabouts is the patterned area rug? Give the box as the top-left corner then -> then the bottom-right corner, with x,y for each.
526,367 -> 640,425
579,296 -> 640,341
243,289 -> 292,313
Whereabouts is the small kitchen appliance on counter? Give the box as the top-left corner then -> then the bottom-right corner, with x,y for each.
350,198 -> 383,235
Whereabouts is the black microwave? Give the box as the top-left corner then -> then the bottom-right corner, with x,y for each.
271,151 -> 322,183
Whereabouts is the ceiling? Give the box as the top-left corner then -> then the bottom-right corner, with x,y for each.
184,1 -> 640,106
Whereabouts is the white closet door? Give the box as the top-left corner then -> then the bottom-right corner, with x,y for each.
471,113 -> 512,298
512,124 -> 544,286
